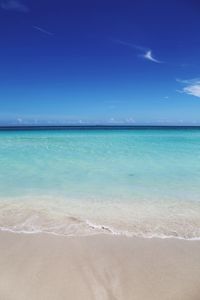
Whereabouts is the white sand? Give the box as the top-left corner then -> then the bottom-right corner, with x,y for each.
0,232 -> 200,300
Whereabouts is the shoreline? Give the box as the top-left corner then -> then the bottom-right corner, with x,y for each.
0,231 -> 200,299
1,226 -> 200,241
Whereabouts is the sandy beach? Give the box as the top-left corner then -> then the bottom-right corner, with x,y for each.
0,232 -> 200,300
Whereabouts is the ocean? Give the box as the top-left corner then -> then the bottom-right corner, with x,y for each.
0,127 -> 200,239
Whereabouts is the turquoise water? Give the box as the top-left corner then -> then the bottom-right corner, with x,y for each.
0,128 -> 200,238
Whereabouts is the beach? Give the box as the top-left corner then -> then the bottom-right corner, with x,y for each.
1,0 -> 200,297
0,129 -> 200,299
0,231 -> 200,300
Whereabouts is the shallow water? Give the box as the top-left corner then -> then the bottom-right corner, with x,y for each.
0,128 -> 200,239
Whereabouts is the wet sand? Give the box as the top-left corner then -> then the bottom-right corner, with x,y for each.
0,231 -> 200,300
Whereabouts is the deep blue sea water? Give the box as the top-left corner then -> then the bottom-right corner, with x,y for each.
0,128 -> 200,239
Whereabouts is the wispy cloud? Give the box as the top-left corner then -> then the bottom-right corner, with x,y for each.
177,78 -> 200,98
143,50 -> 162,63
33,26 -> 54,36
17,117 -> 23,123
111,39 -> 146,52
0,0 -> 29,12
111,39 -> 162,63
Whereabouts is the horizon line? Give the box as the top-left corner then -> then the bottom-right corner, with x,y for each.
1,124 -> 200,131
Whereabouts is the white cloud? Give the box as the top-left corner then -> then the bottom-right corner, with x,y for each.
112,39 -> 162,64
111,39 -> 146,52
17,118 -> 23,123
143,50 -> 162,63
183,83 -> 200,98
33,26 -> 54,36
109,117 -> 115,123
125,118 -> 135,123
0,0 -> 29,12
178,78 -> 200,98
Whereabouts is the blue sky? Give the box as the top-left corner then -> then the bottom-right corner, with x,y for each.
0,0 -> 200,125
